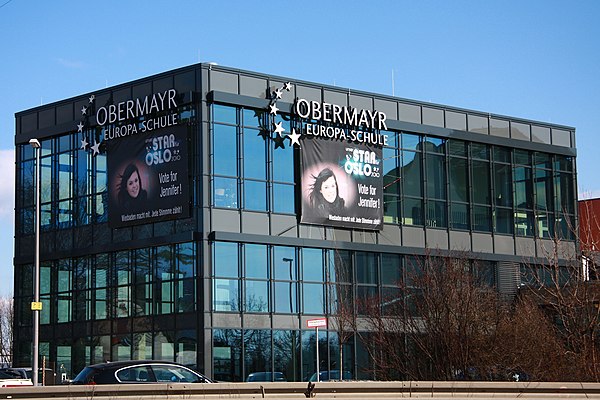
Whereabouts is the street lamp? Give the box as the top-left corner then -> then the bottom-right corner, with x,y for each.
29,138 -> 41,386
282,258 -> 294,314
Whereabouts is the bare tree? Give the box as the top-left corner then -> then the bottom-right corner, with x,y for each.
0,296 -> 13,367
326,250 -> 355,381
359,252 -> 567,381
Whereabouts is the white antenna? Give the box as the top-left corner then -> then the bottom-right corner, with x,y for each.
391,69 -> 395,97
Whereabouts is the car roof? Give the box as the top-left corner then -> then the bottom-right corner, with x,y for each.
86,360 -> 186,370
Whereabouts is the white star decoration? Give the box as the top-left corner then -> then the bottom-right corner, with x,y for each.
89,94 -> 95,103
269,103 -> 279,115
284,82 -> 292,91
77,122 -> 84,132
81,106 -> 87,115
80,137 -> 89,150
288,128 -> 301,147
91,140 -> 100,155
273,121 -> 285,136
273,88 -> 283,99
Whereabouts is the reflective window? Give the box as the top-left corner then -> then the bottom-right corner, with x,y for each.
244,180 -> 267,211
214,242 -> 239,278
302,248 -> 324,282
246,244 -> 268,280
213,124 -> 237,176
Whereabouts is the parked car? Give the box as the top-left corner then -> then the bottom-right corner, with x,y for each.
71,360 -> 213,385
0,367 -> 56,385
0,370 -> 33,387
246,372 -> 287,382
308,370 -> 352,382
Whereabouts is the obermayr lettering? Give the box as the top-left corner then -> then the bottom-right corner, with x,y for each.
96,89 -> 177,126
295,99 -> 387,130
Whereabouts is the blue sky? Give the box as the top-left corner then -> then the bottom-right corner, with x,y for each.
0,0 -> 598,296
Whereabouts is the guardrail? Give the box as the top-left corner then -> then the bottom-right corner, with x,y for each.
3,381 -> 600,399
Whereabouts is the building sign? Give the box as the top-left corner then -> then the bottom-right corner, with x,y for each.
295,99 -> 386,231
97,89 -> 179,141
107,124 -> 189,228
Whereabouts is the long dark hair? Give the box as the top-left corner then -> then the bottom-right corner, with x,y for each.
308,168 -> 340,208
118,163 -> 142,203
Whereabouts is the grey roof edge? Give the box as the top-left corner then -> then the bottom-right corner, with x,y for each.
15,62 -> 575,133
202,63 -> 576,132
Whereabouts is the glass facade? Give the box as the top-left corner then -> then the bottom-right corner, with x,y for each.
12,64 -> 577,383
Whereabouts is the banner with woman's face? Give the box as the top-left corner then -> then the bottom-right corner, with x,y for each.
300,133 -> 383,230
107,125 -> 190,228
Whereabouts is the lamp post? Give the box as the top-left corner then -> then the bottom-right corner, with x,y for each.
282,258 -> 294,314
29,138 -> 41,386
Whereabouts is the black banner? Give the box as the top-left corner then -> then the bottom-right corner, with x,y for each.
301,133 -> 383,230
108,125 -> 190,228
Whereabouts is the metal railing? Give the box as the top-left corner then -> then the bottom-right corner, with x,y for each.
3,381 -> 600,399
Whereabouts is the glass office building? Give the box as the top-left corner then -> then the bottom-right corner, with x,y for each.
13,63 -> 577,381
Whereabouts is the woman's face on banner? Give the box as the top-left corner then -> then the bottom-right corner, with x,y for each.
127,170 -> 141,199
320,175 -> 338,203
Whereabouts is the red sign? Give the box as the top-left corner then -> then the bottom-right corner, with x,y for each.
307,318 -> 327,328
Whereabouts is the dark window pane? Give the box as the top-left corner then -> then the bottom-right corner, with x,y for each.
356,252 -> 377,284
472,160 -> 490,204
383,194 -> 400,224
327,250 -> 352,284
493,147 -> 511,163
494,164 -> 513,207
535,152 -> 552,169
495,208 -> 513,234
536,212 -> 553,238
448,140 -> 467,157
471,143 -> 489,160
449,158 -> 468,202
426,154 -> 446,200
515,210 -> 534,236
535,169 -> 552,211
451,202 -> 469,230
403,197 -> 423,226
514,149 -> 531,165
423,137 -> 445,153
426,200 -> 447,228
514,167 -> 533,209
213,329 -> 242,382
381,254 -> 402,285
472,205 -> 491,232
402,151 -> 422,197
